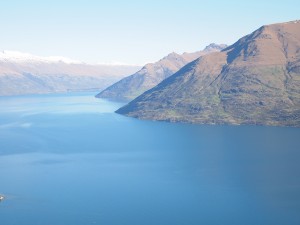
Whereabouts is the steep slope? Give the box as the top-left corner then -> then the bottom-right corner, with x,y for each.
0,51 -> 140,96
96,44 -> 227,100
117,20 -> 300,127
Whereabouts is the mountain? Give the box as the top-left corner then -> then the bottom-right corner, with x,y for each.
117,20 -> 300,127
96,44 -> 227,101
0,51 -> 141,96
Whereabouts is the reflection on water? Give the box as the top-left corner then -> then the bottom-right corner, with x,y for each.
0,92 -> 300,225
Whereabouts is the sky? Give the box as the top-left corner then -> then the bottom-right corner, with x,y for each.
0,0 -> 299,65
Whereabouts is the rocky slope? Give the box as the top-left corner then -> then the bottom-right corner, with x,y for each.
96,44 -> 227,100
0,51 -> 140,96
117,20 -> 300,127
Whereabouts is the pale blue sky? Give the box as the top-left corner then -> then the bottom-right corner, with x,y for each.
0,0 -> 299,65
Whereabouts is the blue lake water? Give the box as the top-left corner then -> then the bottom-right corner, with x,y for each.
0,92 -> 300,225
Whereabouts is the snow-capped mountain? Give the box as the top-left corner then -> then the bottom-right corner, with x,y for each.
0,51 -> 141,96
0,50 -> 82,64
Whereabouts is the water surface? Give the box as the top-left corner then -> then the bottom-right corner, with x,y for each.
0,92 -> 300,225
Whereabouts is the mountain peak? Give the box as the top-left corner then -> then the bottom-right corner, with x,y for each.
204,43 -> 228,52
163,52 -> 181,60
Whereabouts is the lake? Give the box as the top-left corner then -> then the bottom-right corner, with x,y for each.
0,92 -> 300,225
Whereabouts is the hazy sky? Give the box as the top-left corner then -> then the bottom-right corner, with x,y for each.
0,0 -> 299,65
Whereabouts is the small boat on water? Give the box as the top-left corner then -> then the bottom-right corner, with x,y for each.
0,195 -> 4,201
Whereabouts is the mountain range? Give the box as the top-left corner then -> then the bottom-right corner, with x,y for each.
96,43 -> 227,100
0,51 -> 140,96
117,20 -> 300,127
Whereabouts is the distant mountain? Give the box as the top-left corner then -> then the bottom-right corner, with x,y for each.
0,51 -> 140,96
117,20 -> 300,127
96,44 -> 227,101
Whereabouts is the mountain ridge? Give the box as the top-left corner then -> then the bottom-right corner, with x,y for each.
96,43 -> 227,101
116,20 -> 300,127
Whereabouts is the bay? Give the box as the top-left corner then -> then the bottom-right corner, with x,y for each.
0,92 -> 300,225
